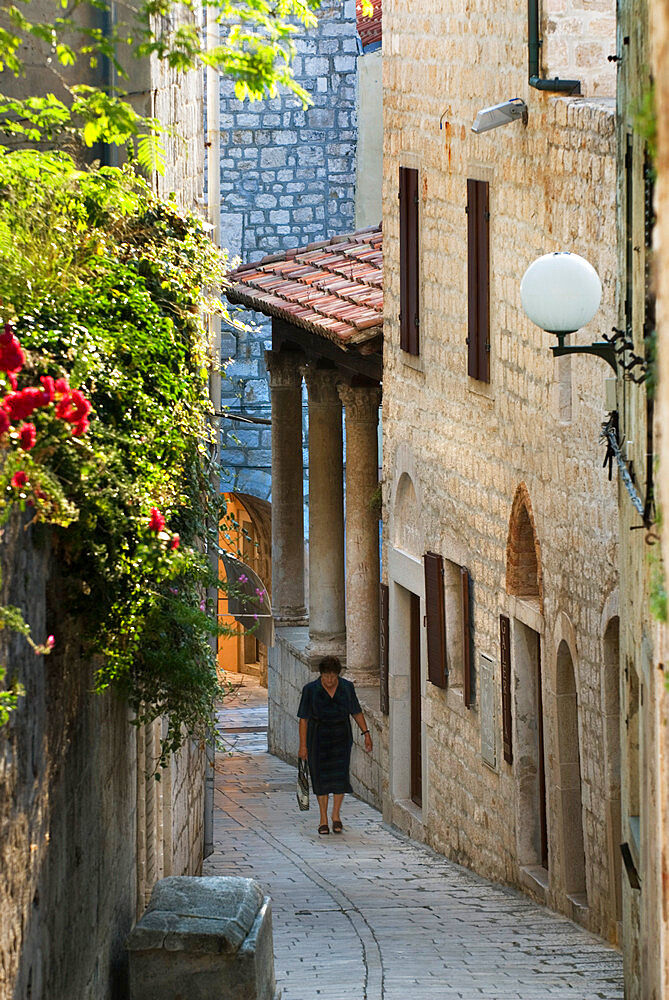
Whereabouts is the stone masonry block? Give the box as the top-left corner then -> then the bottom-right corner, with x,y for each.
127,876 -> 278,1000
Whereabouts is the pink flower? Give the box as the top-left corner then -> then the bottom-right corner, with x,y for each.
169,534 -> 180,550
148,507 -> 165,533
0,324 -> 24,375
46,635 -> 55,649
253,613 -> 258,621
18,423 -> 36,450
238,573 -> 248,584
199,599 -> 206,612
11,470 -> 27,489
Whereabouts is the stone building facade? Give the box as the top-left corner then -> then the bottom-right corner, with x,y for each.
616,0 -> 669,995
382,0 -> 621,946
217,0 -> 359,502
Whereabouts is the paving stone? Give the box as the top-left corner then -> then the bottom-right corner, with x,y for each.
206,683 -> 623,1000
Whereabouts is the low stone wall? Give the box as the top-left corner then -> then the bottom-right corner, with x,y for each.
0,514 -> 206,1000
267,626 -> 387,811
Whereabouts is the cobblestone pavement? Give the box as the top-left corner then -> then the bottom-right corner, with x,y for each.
205,676 -> 624,1000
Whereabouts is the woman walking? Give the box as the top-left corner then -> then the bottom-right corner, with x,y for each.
298,655 -> 373,834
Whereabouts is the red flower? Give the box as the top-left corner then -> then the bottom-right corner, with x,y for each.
11,470 -> 27,489
148,507 -> 165,533
0,324 -> 24,375
0,409 -> 9,435
169,534 -> 180,550
18,423 -> 36,450
54,377 -> 69,396
3,388 -> 45,423
7,373 -> 16,390
71,417 -> 90,437
56,388 -> 91,424
39,376 -> 55,404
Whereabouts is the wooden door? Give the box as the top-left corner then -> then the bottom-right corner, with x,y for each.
410,592 -> 422,806
537,633 -> 548,869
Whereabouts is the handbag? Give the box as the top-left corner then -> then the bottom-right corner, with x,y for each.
297,758 -> 309,811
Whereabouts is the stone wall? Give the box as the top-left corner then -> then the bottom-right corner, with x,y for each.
543,0 -> 616,98
0,516 -> 206,1000
268,627 -> 387,811
382,0 -> 619,943
218,0 -> 358,501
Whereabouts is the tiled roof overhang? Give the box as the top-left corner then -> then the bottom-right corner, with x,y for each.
357,0 -> 382,49
225,226 -> 383,355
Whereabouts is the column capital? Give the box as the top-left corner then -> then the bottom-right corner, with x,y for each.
338,383 -> 382,422
300,364 -> 342,404
265,350 -> 304,390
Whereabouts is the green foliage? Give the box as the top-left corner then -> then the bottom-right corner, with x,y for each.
0,666 -> 25,727
0,0 -> 330,158
632,82 -> 657,165
0,149 -> 243,753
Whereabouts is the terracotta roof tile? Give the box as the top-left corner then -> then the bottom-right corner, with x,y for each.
226,226 -> 383,351
357,0 -> 381,49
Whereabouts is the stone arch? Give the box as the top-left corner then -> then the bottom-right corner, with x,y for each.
506,483 -> 543,604
391,442 -> 424,558
218,492 -> 272,683
556,639 -> 587,901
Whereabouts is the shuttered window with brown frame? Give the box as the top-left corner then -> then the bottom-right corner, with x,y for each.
424,552 -> 447,688
467,178 -> 490,382
461,566 -> 473,708
500,614 -> 513,763
399,166 -> 420,355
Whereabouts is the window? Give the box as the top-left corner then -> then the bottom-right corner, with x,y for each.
399,166 -> 419,355
467,178 -> 490,382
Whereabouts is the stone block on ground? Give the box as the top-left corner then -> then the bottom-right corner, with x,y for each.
127,875 -> 278,1000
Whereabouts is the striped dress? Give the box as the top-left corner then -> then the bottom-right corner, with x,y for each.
298,677 -> 362,795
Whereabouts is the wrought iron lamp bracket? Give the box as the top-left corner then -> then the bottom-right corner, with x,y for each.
550,335 -> 618,373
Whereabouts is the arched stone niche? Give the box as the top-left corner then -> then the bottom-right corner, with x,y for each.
506,483 -> 543,607
390,444 -> 424,558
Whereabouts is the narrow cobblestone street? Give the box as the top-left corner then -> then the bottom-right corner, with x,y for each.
205,678 -> 624,1000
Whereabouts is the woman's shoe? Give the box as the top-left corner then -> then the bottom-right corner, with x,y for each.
332,820 -> 343,833
318,824 -> 330,835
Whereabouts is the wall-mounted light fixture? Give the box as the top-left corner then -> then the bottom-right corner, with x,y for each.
471,99 -> 528,134
520,252 -> 617,372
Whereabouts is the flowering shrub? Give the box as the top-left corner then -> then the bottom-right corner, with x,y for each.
0,149 -> 240,758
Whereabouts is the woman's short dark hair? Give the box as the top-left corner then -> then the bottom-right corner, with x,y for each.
319,655 -> 342,675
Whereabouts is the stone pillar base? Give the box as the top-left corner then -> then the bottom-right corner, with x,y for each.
342,668 -> 380,688
305,634 -> 346,665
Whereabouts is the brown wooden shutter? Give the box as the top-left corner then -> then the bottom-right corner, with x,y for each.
424,552 -> 447,688
500,614 -> 512,763
467,178 -> 490,382
399,166 -> 420,355
380,583 -> 389,715
461,566 -> 472,708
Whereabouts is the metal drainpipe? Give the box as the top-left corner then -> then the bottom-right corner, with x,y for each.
528,0 -> 581,94
203,0 -> 221,862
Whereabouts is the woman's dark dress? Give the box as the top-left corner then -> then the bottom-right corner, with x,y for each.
298,677 -> 362,795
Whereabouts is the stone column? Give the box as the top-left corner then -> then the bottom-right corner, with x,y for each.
265,351 -> 307,624
339,383 -> 382,686
302,365 -> 346,660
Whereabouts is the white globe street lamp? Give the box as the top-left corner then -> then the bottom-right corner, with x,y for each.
520,251 -> 616,371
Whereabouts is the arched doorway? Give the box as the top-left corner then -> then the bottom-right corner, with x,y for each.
506,485 -> 548,874
218,492 -> 272,684
556,640 -> 587,904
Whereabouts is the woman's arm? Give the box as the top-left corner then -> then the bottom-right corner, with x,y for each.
352,711 -> 373,753
299,717 -> 308,760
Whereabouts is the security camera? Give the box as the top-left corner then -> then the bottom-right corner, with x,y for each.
471,98 -> 528,134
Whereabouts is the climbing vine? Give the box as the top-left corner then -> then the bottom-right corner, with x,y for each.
0,149 -> 244,758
